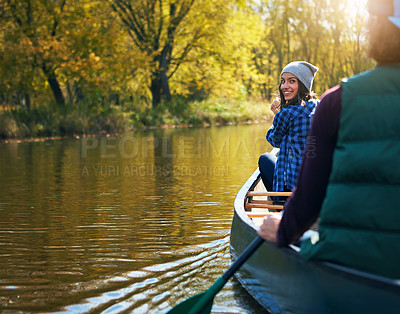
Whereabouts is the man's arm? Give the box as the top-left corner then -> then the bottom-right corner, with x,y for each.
276,85 -> 343,246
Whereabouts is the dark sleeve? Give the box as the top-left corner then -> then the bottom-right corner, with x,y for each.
276,85 -> 343,247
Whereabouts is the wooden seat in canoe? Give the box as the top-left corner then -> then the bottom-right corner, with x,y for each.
245,191 -> 292,225
245,191 -> 292,210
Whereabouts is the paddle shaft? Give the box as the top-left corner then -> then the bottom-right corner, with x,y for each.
168,235 -> 265,314
223,235 -> 264,280
188,235 -> 264,314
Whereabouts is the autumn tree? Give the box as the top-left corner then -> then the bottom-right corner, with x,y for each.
60,1 -> 132,107
170,2 -> 265,100
254,0 -> 373,96
0,0 -> 132,111
0,0 -> 375,115
1,0 -> 69,108
110,0 -> 233,108
0,10 -> 36,110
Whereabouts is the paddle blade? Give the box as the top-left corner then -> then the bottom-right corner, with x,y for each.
167,277 -> 226,314
167,237 -> 263,313
167,291 -> 213,314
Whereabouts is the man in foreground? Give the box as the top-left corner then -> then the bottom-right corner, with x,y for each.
257,0 -> 400,279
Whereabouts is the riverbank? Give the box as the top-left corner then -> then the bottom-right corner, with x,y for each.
0,97 -> 272,142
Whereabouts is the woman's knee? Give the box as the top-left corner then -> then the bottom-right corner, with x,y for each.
258,152 -> 276,167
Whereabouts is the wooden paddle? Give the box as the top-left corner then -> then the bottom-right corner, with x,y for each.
167,236 -> 264,314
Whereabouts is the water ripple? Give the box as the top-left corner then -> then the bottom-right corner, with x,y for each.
52,236 -> 230,313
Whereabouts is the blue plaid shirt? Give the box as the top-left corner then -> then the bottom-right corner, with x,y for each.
266,99 -> 318,191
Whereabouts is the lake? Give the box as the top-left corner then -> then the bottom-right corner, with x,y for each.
0,124 -> 271,313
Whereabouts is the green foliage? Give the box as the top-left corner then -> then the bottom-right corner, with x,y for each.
130,96 -> 271,127
0,103 -> 133,139
0,96 -> 271,139
186,98 -> 270,125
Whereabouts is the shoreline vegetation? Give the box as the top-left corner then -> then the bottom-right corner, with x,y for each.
0,97 -> 272,143
1,0 -> 374,144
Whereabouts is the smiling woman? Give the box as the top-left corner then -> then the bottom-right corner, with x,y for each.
258,61 -> 319,195
280,73 -> 299,102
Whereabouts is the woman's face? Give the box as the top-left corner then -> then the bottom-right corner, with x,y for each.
280,72 -> 299,101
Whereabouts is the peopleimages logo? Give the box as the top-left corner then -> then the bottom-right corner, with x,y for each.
81,135 -> 267,159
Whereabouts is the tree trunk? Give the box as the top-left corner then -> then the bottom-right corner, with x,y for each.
24,93 -> 31,111
160,70 -> 171,102
150,51 -> 172,108
151,75 -> 162,108
42,63 -> 65,108
48,76 -> 65,108
160,37 -> 172,102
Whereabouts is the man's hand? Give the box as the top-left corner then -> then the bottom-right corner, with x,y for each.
257,212 -> 282,243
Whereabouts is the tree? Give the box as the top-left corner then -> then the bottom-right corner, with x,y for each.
0,11 -> 37,109
0,0 -> 375,118
110,0 -> 229,108
2,0 -> 68,108
60,1 -> 133,107
171,2 -> 266,100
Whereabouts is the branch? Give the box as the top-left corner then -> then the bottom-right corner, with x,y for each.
168,29 -> 203,78
171,0 -> 195,29
155,0 -> 162,51
51,0 -> 66,37
110,0 -> 146,45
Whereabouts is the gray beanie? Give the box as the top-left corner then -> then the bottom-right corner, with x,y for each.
280,61 -> 319,92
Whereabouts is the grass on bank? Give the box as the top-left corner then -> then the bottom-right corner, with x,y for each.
0,97 -> 272,140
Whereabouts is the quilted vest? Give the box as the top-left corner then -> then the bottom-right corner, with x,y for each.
300,64 -> 400,278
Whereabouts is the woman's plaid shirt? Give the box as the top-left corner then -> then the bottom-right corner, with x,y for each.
266,99 -> 318,191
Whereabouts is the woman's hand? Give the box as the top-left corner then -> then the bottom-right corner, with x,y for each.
257,212 -> 282,243
270,98 -> 280,115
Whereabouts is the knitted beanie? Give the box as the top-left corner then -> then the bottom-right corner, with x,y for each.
280,61 -> 319,92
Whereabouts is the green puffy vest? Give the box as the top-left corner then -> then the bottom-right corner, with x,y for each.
300,63 -> 400,278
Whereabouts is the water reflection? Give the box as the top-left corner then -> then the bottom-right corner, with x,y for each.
0,124 -> 270,313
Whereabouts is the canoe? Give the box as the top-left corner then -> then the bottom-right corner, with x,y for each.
229,168 -> 400,314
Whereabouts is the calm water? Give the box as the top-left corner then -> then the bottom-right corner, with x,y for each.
0,124 -> 271,313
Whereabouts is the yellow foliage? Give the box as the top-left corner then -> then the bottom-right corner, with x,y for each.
0,0 -> 376,109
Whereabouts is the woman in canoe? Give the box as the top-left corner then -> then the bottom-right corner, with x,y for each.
258,61 -> 319,194
258,0 -> 400,278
